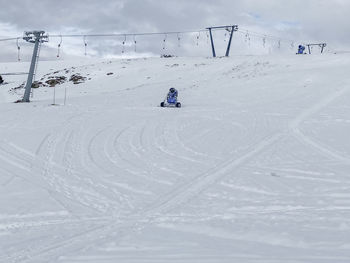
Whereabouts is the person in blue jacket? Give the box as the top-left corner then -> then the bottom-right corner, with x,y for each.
160,87 -> 181,107
167,87 -> 178,103
297,45 -> 305,54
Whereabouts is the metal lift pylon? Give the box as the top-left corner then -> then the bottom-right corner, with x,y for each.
22,31 -> 48,102
206,25 -> 238,57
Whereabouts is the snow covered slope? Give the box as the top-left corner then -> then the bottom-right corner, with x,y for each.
1,54 -> 350,262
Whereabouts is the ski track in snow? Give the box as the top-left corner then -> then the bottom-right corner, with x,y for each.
289,86 -> 350,164
1,55 -> 350,262
2,103 -> 334,262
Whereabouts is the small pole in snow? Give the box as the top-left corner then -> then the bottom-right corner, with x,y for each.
53,86 -> 56,105
64,87 -> 67,106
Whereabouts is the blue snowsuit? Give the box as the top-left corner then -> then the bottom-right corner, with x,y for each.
167,89 -> 178,103
298,45 -> 305,54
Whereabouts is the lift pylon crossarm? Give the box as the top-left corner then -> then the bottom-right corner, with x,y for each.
206,25 -> 238,31
23,31 -> 49,43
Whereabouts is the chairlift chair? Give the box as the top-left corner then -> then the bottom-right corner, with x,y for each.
57,35 -> 62,57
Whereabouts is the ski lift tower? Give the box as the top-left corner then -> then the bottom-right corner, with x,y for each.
206,25 -> 238,57
22,31 -> 48,102
306,43 -> 327,54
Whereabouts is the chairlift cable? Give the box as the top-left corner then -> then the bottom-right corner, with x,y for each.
0,27 -> 307,55
238,27 -> 304,44
0,27 -> 302,45
48,29 -> 208,39
0,37 -> 18,42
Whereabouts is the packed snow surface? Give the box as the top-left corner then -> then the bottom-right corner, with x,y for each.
1,54 -> 350,262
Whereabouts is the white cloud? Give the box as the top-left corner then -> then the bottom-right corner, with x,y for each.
0,0 -> 349,61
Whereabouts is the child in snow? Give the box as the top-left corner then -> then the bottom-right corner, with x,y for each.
167,87 -> 178,102
160,87 -> 181,107
297,45 -> 305,54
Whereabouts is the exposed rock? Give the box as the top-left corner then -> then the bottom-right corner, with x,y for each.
45,76 -> 67,87
69,74 -> 86,84
161,54 -> 175,58
166,64 -> 179,67
32,81 -> 44,88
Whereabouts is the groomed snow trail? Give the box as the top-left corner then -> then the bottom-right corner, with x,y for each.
1,54 -> 350,262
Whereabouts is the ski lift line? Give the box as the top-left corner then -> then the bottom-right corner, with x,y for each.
0,72 -> 28,75
237,30 -> 305,47
0,37 -> 19,42
0,26 -> 299,44
0,28 -> 221,42
48,29 -> 209,39
0,27 -> 291,42
0,27 -> 305,47
238,28 -> 290,40
237,28 -> 304,44
237,30 -> 288,42
1,32 -> 197,42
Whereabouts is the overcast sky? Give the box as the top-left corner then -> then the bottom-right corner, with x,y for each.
1,0 -> 350,61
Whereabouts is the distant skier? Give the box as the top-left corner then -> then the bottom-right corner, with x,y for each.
0,75 -> 3,84
160,87 -> 181,108
297,45 -> 305,54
